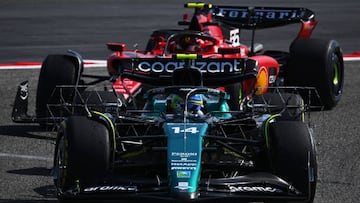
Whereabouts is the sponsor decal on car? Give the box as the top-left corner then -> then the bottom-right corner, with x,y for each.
177,171 -> 191,178
171,152 -> 198,157
83,185 -> 137,192
135,59 -> 244,73
214,7 -> 301,20
170,152 -> 198,170
254,66 -> 268,95
175,182 -> 192,190
228,186 -> 281,193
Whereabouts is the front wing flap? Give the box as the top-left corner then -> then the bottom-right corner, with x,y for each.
59,172 -> 311,202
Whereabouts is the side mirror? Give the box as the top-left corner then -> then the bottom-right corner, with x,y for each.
107,43 -> 126,52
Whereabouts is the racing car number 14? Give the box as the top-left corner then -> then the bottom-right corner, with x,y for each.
172,127 -> 199,134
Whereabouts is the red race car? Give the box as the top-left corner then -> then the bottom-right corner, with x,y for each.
106,3 -> 344,110
13,3 -> 344,124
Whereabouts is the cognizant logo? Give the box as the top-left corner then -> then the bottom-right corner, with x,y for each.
136,59 -> 243,73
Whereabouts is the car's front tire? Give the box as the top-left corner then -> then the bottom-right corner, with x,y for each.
36,55 -> 80,119
269,121 -> 317,203
253,92 -> 304,121
76,90 -> 127,114
54,116 -> 111,201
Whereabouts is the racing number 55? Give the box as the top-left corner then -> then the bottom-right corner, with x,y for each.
230,28 -> 240,46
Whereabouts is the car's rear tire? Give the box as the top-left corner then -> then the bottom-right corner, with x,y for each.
269,121 -> 317,203
36,55 -> 80,119
225,83 -> 242,110
54,116 -> 111,200
76,90 -> 127,114
285,39 -> 344,110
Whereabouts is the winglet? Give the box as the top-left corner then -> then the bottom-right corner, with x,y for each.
12,81 -> 31,122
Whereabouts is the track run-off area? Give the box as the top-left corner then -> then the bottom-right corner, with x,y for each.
1,0 -> 359,202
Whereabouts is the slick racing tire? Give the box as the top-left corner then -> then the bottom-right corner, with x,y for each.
253,93 -> 304,121
225,83 -> 242,110
54,116 -> 111,201
269,121 -> 317,203
36,55 -> 80,120
76,90 -> 127,114
286,39 -> 344,110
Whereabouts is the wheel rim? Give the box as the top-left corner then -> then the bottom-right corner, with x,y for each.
331,54 -> 343,96
333,63 -> 339,86
55,136 -> 67,191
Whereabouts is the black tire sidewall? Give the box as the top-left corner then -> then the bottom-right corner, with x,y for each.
77,90 -> 127,113
36,55 -> 79,118
54,116 -> 111,194
224,83 -> 242,110
286,39 -> 344,109
269,121 -> 317,202
253,92 -> 304,121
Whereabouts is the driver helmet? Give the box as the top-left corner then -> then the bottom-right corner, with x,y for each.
176,36 -> 199,53
170,94 -> 203,115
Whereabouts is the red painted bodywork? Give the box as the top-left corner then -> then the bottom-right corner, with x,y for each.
106,5 -> 316,99
297,20 -> 318,39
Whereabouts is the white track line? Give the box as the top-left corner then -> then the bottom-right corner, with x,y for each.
0,152 -> 53,161
0,65 -> 42,70
0,59 -> 107,70
344,57 -> 360,62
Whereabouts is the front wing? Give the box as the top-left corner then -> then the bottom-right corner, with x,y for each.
58,172 -> 312,202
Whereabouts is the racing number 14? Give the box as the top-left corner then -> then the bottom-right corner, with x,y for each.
172,127 -> 199,134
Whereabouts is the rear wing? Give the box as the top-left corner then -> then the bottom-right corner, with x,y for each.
184,3 -> 317,39
112,56 -> 258,86
212,6 -> 315,29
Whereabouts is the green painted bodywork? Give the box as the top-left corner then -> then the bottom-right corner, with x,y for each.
164,122 -> 208,194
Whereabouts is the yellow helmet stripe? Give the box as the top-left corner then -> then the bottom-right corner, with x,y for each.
176,53 -> 199,60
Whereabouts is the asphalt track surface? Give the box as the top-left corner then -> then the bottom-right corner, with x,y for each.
0,0 -> 360,202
